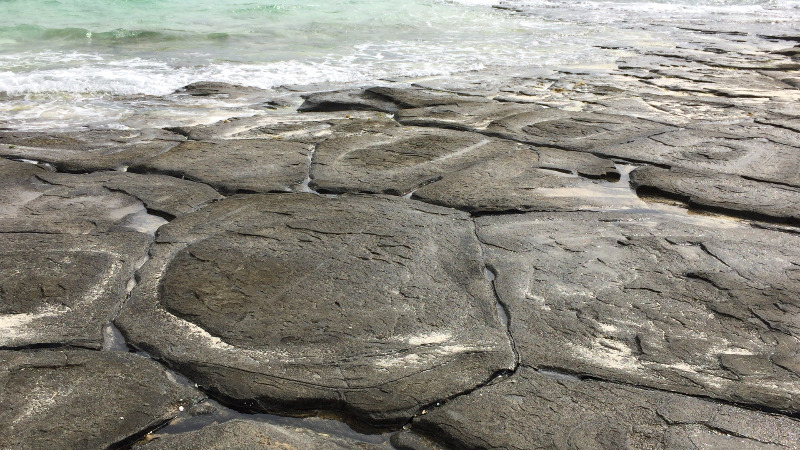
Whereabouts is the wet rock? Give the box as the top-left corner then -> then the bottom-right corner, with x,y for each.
234,116 -> 401,143
0,128 -> 183,172
630,166 -> 800,224
412,149 -> 627,213
174,81 -> 268,99
413,367 -> 800,449
0,349 -> 202,449
0,158 -> 160,235
484,109 -> 673,152
310,126 -> 522,195
476,211 -> 800,413
365,86 -> 491,109
598,122 -> 800,186
0,232 -> 151,348
130,139 -> 312,194
37,171 -> 223,219
142,419 -> 383,449
390,430 -> 449,450
298,89 -> 400,113
116,194 -> 515,424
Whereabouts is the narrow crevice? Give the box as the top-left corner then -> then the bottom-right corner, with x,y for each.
0,342 -> 98,351
108,418 -> 175,450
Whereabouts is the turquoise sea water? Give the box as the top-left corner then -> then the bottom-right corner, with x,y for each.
1,0 -> 798,129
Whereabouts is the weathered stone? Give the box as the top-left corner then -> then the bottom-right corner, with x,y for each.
412,149 -> 629,213
234,116 -> 401,143
365,86 -> 491,109
142,419 -> 384,449
476,211 -> 800,413
0,158 -> 161,235
130,139 -> 312,194
484,109 -> 673,152
395,102 -> 534,132
413,367 -> 800,449
0,128 -> 183,172
174,81 -> 268,100
298,89 -> 400,113
37,171 -> 223,219
598,123 -> 800,186
630,166 -> 800,224
116,194 -> 515,424
310,126 -> 523,195
0,349 -> 202,449
0,232 -> 151,348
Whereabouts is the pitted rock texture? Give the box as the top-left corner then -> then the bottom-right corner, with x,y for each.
0,232 -> 151,348
476,211 -> 800,413
0,349 -> 202,449
630,166 -> 800,224
143,419 -> 384,449
116,194 -> 515,424
130,139 -> 312,194
310,126 -> 524,195
0,128 -> 183,172
412,149 -> 627,213
37,171 -> 223,219
413,367 -> 800,450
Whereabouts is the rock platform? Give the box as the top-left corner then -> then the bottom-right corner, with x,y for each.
1,19 -> 800,450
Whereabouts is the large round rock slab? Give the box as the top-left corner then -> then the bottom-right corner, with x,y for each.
117,194 -> 515,424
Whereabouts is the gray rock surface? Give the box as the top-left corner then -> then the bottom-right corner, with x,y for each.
310,126 -> 523,195
0,232 -> 151,348
413,367 -> 800,449
130,139 -> 313,194
476,211 -> 800,413
0,349 -> 202,449
299,89 -> 400,113
117,194 -> 515,424
395,102 -> 534,132
412,149 -> 627,213
37,171 -> 223,219
0,158 -> 162,235
631,166 -> 800,224
0,128 -> 183,172
143,419 -> 384,449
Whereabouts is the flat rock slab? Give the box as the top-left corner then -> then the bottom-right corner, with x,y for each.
476,211 -> 800,413
395,102 -> 535,132
310,126 -> 526,195
116,194 -> 515,424
0,158 -> 163,235
130,139 -> 312,195
0,349 -> 202,449
143,419 -> 384,449
484,109 -> 674,152
412,149 -> 629,213
0,232 -> 151,348
298,87 -> 490,114
413,367 -> 800,449
0,128 -> 183,172
38,171 -> 223,219
630,166 -> 800,224
597,122 -> 800,186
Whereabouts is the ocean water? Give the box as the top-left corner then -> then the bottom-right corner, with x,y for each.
1,0 -> 798,130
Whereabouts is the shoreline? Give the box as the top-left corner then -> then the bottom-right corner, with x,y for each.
2,16 -> 800,449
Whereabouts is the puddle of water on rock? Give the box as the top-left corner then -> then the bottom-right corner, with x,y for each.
139,399 -> 396,448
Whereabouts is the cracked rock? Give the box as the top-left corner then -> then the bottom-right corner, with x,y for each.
0,232 -> 152,348
476,211 -> 800,413
484,109 -> 673,152
0,158 -> 160,235
130,139 -> 312,195
0,349 -> 202,449
630,166 -> 800,224
412,148 -> 626,213
37,171 -> 223,219
116,194 -> 515,424
0,128 -> 183,172
413,367 -> 800,449
310,126 -> 524,195
142,419 -> 383,449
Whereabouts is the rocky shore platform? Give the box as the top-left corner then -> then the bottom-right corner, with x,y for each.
2,21 -> 800,450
